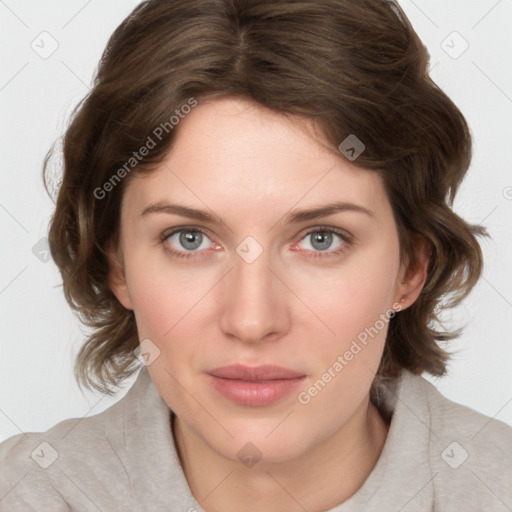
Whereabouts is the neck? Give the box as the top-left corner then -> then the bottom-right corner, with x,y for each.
172,397 -> 389,512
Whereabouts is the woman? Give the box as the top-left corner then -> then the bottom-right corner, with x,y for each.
1,0 -> 511,511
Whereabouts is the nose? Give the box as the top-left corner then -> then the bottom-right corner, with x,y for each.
219,247 -> 290,345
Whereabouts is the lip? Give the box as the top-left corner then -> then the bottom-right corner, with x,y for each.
209,364 -> 305,380
207,365 -> 307,407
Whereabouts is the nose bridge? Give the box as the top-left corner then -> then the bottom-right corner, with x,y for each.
219,242 -> 288,343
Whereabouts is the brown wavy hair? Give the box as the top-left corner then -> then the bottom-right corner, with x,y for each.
44,0 -> 487,394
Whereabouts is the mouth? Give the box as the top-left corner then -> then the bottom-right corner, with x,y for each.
207,364 -> 307,407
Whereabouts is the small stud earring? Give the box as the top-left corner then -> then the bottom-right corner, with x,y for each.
394,297 -> 406,311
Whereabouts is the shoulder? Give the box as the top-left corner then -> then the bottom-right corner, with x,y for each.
0,427 -> 72,511
415,374 -> 512,458
411,373 -> 512,509
0,376 -> 139,511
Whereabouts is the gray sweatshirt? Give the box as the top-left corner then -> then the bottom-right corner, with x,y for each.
1,366 -> 511,511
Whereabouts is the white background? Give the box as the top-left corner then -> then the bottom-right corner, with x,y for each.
1,0 -> 511,443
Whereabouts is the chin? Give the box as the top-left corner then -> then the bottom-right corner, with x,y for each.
203,418 -> 314,466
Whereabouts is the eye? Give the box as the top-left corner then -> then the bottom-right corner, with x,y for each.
160,225 -> 353,260
160,227 -> 218,259
295,227 -> 352,258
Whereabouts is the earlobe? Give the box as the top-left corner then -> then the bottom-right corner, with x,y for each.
394,237 -> 431,310
107,243 -> 133,311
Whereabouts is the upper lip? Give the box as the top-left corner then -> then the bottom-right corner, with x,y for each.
208,364 -> 305,381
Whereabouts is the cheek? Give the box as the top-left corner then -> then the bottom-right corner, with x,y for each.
122,238 -> 190,336
127,264 -> 171,339
123,249 -> 221,393
127,260 -> 206,340
297,237 -> 400,387
295,247 -> 400,420
124,258 -> 207,403
308,238 -> 400,337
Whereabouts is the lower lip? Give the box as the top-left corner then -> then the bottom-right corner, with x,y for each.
207,374 -> 306,406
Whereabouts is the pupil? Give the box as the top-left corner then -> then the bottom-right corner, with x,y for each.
180,231 -> 202,250
313,232 -> 332,251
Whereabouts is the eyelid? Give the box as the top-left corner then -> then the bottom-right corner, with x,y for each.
299,225 -> 353,243
159,225 -> 212,244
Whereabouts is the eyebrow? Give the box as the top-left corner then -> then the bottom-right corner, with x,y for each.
141,201 -> 375,224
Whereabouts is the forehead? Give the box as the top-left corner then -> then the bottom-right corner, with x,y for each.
123,96 -> 389,223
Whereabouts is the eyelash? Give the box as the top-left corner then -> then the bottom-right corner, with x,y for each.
159,226 -> 354,260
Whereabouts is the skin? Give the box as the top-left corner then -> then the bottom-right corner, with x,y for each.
109,95 -> 429,512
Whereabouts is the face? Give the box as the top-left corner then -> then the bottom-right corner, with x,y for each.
111,96 -> 424,465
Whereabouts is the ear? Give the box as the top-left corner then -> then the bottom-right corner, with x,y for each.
394,236 -> 431,310
106,242 -> 133,310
